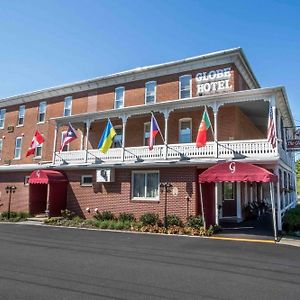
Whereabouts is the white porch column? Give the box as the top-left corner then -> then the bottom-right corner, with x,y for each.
52,123 -> 59,164
209,102 -> 221,158
121,115 -> 128,162
84,119 -> 91,163
275,167 -> 282,231
162,109 -> 170,160
269,95 -> 279,154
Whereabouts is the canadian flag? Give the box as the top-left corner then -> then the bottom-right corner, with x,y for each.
26,130 -> 45,157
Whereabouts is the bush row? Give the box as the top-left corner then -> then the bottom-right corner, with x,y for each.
283,205 -> 300,233
0,211 -> 31,222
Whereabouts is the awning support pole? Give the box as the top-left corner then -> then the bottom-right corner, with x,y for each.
199,183 -> 207,230
270,182 -> 278,242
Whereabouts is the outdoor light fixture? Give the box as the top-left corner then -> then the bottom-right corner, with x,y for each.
160,182 -> 173,228
5,185 -> 17,220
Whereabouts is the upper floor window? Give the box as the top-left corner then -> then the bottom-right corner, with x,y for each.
145,81 -> 156,104
179,118 -> 192,143
113,126 -> 123,148
17,105 -> 25,126
0,109 -> 6,129
0,138 -> 3,160
144,122 -> 150,146
64,96 -> 72,116
14,137 -> 22,159
179,75 -> 192,99
115,87 -> 124,109
38,101 -> 47,123
35,134 -> 44,158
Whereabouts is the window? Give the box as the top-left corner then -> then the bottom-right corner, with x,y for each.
145,81 -> 156,104
113,126 -> 123,148
64,96 -> 72,116
115,87 -> 124,109
0,139 -> 2,160
35,143 -> 43,158
38,102 -> 47,123
81,175 -> 93,186
61,131 -> 69,152
24,176 -> 30,186
179,118 -> 192,143
14,137 -> 22,159
132,171 -> 159,200
0,109 -> 6,128
144,122 -> 150,146
223,182 -> 235,200
17,105 -> 25,126
179,75 -> 192,99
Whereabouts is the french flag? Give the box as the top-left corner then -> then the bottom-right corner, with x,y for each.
149,114 -> 160,150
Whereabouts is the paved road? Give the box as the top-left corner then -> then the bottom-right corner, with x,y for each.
0,224 -> 299,300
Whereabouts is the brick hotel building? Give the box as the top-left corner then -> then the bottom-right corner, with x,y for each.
0,48 -> 296,231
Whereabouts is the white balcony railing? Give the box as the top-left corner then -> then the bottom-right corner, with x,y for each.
53,139 -> 278,165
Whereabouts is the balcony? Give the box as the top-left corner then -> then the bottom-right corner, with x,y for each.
53,139 -> 278,166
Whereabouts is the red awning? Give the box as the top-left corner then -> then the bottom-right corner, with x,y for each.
199,162 -> 277,183
28,170 -> 68,184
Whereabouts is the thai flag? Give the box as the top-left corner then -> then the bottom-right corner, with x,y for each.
149,114 -> 160,150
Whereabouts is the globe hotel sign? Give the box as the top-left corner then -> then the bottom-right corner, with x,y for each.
196,67 -> 232,95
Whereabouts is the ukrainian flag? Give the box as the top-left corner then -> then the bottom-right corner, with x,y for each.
98,119 -> 117,153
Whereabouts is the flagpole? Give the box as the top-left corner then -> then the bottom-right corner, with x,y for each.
151,111 -> 165,143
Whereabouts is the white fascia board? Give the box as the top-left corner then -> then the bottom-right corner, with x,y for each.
0,164 -> 52,172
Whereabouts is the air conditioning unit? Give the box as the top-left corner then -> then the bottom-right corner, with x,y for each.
96,168 -> 115,183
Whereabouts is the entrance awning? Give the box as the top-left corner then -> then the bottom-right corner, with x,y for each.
198,161 -> 277,183
28,170 -> 68,184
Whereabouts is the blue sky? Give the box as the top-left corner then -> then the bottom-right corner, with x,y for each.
0,0 -> 299,122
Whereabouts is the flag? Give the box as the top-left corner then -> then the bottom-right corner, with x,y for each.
267,106 -> 276,148
196,107 -> 211,147
26,130 -> 45,157
149,114 -> 161,150
60,123 -> 77,152
98,119 -> 116,153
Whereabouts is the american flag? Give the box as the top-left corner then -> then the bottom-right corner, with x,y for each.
267,106 -> 276,148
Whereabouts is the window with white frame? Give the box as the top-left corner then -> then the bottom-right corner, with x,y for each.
0,109 -> 6,128
144,122 -> 150,146
81,175 -> 93,186
113,126 -> 123,148
115,87 -> 124,109
179,118 -> 192,143
132,171 -> 159,200
17,105 -> 25,126
64,96 -> 72,116
24,176 -> 30,186
145,81 -> 156,104
35,141 -> 43,158
0,139 -> 3,160
61,131 -> 69,152
38,101 -> 47,123
179,75 -> 192,99
14,137 -> 22,159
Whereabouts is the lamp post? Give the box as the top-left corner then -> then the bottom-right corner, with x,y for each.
160,182 -> 173,228
5,185 -> 17,220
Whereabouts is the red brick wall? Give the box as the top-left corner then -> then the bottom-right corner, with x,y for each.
66,167 -> 198,222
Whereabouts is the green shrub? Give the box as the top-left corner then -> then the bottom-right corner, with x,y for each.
99,220 -> 110,229
140,213 -> 159,226
165,214 -> 182,227
283,205 -> 300,232
94,211 -> 115,221
186,215 -> 203,229
61,209 -> 76,220
118,212 -> 135,222
0,211 -> 30,221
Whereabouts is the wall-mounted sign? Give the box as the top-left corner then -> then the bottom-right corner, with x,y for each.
7,126 -> 14,133
286,127 -> 300,151
196,67 -> 232,96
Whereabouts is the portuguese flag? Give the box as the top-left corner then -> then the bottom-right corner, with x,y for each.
196,108 -> 211,147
